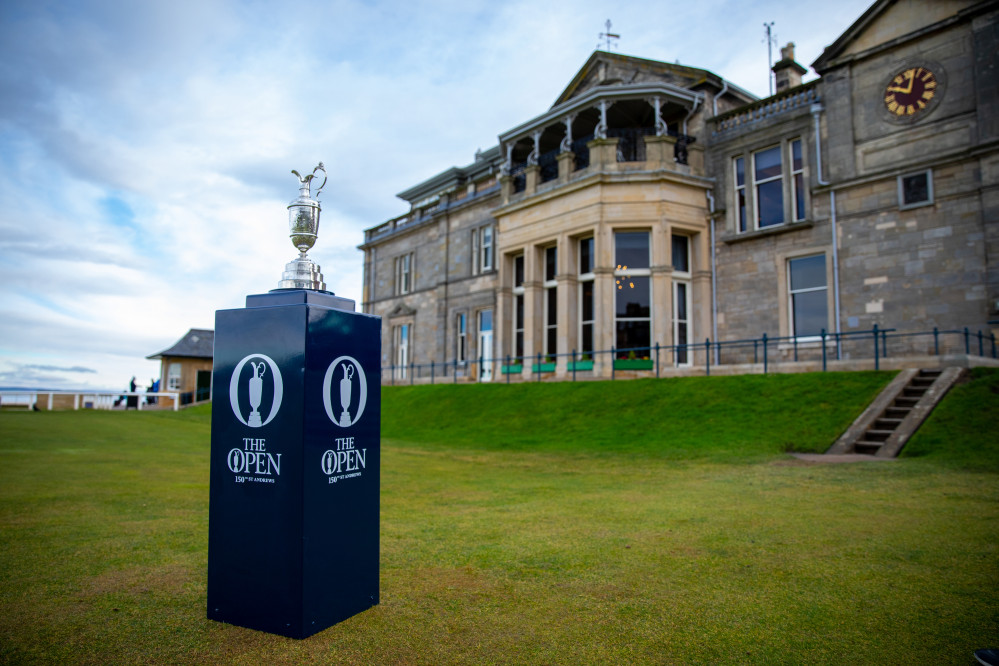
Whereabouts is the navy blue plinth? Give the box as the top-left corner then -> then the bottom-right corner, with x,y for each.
207,290 -> 381,639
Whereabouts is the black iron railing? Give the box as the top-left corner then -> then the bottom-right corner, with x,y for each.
380,325 -> 998,385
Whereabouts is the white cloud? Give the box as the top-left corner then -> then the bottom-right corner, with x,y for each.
0,0 -> 872,390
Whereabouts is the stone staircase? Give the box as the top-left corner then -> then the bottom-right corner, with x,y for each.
827,367 -> 964,458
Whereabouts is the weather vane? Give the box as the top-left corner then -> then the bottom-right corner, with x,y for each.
598,19 -> 620,51
763,22 -> 778,96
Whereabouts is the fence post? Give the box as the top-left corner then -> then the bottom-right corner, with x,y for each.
882,329 -> 888,358
754,339 -> 758,365
431,361 -> 435,385
410,362 -> 414,385
762,333 -> 768,374
536,352 -> 542,383
821,329 -> 827,372
933,327 -> 939,356
873,324 -> 880,371
964,327 -> 970,354
655,343 -> 660,378
611,347 -> 616,380
454,359 -> 458,384
978,330 -> 984,357
571,349 -> 577,382
992,333 -> 997,359
705,339 -> 711,377
793,334 -> 798,362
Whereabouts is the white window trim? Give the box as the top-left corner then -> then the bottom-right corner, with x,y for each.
673,280 -> 691,367
395,323 -> 410,379
898,169 -> 934,210
578,237 -> 595,356
512,253 -> 525,361
167,363 -> 182,390
456,313 -> 467,364
734,137 -> 806,233
790,139 -> 805,222
787,254 -> 829,342
544,245 -> 557,357
396,253 -> 413,295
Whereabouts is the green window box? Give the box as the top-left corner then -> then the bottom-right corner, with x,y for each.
613,359 -> 654,370
501,364 -> 523,374
531,362 -> 556,373
567,360 -> 594,371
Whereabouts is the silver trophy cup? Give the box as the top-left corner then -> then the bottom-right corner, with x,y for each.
278,163 -> 328,291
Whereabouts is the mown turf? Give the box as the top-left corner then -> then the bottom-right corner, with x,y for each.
0,370 -> 996,664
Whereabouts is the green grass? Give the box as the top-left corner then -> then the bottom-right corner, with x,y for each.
1,371 -> 997,664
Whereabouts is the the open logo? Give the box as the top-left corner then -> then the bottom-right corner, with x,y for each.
322,356 -> 367,427
229,354 -> 283,428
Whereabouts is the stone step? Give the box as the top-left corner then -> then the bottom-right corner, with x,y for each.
894,396 -> 920,408
864,429 -> 895,442
885,407 -> 911,419
875,418 -> 904,430
903,387 -> 928,398
910,378 -> 936,388
855,441 -> 883,454
918,369 -> 943,378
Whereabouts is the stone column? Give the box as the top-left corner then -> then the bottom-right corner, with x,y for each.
557,232 -> 576,376
557,152 -> 575,183
652,224 -> 672,354
644,135 -> 677,168
525,165 -> 541,196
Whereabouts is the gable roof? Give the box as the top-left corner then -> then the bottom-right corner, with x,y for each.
812,0 -> 982,73
147,328 -> 215,360
553,51 -> 754,108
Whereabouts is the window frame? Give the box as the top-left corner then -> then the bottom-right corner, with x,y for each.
613,231 -> 652,359
898,169 -> 934,210
543,245 -> 558,357
733,137 -> 807,233
167,362 -> 182,390
787,253 -> 829,341
456,313 -> 467,364
578,236 -> 595,356
512,253 -> 525,360
671,234 -> 692,366
395,252 -> 413,295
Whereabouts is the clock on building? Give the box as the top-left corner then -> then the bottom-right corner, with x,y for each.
883,66 -> 938,118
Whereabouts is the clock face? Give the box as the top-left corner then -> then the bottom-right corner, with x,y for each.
883,66 -> 937,117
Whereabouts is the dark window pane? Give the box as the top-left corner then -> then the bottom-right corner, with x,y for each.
545,246 -> 557,281
902,173 -> 929,205
616,321 -> 650,355
616,276 -> 650,318
793,291 -> 827,337
579,237 -> 593,274
757,180 -> 784,227
547,289 -> 557,323
614,232 -> 650,270
581,281 -> 593,321
514,255 -> 524,286
582,323 -> 593,354
754,145 -> 782,181
479,309 -> 492,332
547,328 -> 557,356
795,173 -> 805,220
516,331 -> 524,358
735,157 -> 745,186
516,294 -> 524,325
738,190 -> 747,232
675,282 -> 687,321
789,255 -> 825,291
792,140 -> 802,171
672,235 -> 689,273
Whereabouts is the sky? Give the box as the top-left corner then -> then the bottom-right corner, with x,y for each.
0,0 -> 874,391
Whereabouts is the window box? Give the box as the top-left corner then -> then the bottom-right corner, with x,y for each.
531,362 -> 556,373
613,359 -> 654,370
501,364 -> 522,375
567,360 -> 594,371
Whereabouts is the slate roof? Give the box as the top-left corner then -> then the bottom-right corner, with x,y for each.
146,328 -> 215,360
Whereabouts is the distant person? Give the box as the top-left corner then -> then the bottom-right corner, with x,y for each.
127,377 -> 138,410
146,379 -> 157,405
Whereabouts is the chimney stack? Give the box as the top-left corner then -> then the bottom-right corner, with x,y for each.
772,42 -> 807,93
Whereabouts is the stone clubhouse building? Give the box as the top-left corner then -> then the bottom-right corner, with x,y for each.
359,0 -> 999,382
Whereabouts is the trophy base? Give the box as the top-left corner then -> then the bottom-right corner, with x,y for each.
278,255 -> 326,291
248,411 -> 262,428
339,410 -> 351,427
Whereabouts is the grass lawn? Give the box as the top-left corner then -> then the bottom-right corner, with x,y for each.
1,370 -> 997,664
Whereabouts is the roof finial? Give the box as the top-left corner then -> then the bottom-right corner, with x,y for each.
598,19 -> 620,51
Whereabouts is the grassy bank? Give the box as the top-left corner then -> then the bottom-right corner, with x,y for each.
0,371 -> 996,664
